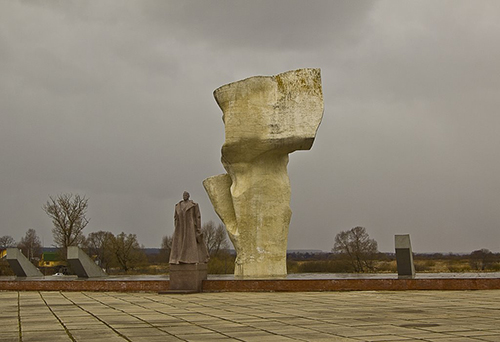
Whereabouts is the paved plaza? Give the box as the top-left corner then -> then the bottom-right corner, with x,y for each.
1,290 -> 499,342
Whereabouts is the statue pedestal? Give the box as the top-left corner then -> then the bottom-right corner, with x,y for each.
169,264 -> 207,292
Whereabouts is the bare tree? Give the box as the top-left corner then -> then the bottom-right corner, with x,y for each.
42,193 -> 89,256
202,221 -> 230,257
160,235 -> 173,262
0,235 -> 16,248
86,231 -> 114,271
333,226 -> 378,273
17,229 -> 42,263
469,248 -> 495,271
109,232 -> 146,272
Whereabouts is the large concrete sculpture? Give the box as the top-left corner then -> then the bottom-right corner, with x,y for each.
203,68 -> 323,278
6,248 -> 43,278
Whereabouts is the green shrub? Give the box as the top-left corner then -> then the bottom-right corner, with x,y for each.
377,261 -> 397,273
0,259 -> 14,276
297,260 -> 354,273
287,260 -> 299,273
488,263 -> 500,271
414,260 -> 436,272
207,253 -> 235,274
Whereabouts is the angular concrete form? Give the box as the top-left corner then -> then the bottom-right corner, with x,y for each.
67,246 -> 107,278
6,248 -> 43,278
169,263 -> 207,292
395,234 -> 416,279
204,68 -> 324,278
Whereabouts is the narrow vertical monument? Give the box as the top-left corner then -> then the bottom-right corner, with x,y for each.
203,68 -> 324,278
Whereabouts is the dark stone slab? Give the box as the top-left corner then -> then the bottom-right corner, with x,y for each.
169,263 -> 207,292
395,235 -> 415,279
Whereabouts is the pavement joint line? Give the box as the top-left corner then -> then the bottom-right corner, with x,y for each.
101,292 -> 248,342
59,291 -> 132,342
37,291 -> 76,342
17,291 -> 22,342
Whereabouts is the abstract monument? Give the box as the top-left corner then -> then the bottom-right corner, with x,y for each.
6,248 -> 43,278
203,68 -> 324,278
395,234 -> 416,279
67,246 -> 107,278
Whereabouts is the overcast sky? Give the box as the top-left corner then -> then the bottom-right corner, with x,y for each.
1,0 -> 499,253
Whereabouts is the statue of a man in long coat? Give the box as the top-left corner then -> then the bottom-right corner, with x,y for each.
169,191 -> 209,264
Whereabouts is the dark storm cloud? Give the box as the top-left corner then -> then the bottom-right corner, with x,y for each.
1,0 -> 499,253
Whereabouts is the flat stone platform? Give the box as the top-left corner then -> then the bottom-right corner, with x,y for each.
1,290 -> 500,341
1,274 -> 500,292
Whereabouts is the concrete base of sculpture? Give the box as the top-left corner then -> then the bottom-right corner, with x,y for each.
67,246 -> 107,278
204,68 -> 324,278
395,234 -> 416,279
6,248 -> 43,278
169,264 -> 207,292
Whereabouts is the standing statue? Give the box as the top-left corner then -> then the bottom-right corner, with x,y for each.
203,68 -> 324,278
169,191 -> 209,264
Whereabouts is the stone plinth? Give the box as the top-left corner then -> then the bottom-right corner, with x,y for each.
6,248 -> 43,278
169,264 -> 207,292
67,246 -> 107,278
395,234 -> 416,279
204,68 -> 324,278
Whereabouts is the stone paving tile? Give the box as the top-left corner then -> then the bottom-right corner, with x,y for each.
175,332 -> 235,341
424,338 -> 487,342
126,337 -> 185,342
116,327 -> 173,337
477,336 -> 500,342
22,330 -> 72,341
70,328 -> 123,340
0,336 -> 19,342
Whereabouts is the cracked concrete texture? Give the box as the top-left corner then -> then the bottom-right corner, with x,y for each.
1,290 -> 500,341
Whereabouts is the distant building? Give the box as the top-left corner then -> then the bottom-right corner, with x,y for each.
39,252 -> 65,268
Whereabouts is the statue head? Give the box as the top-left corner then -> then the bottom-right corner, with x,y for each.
183,191 -> 190,201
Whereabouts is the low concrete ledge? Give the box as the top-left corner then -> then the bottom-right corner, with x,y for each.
1,277 -> 500,292
202,278 -> 500,292
0,279 -> 169,292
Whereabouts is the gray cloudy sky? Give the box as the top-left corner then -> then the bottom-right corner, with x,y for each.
1,0 -> 499,253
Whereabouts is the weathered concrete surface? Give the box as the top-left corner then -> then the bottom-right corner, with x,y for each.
169,263 -> 207,292
6,248 -> 43,278
67,246 -> 108,278
395,234 -> 416,279
204,68 -> 323,278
